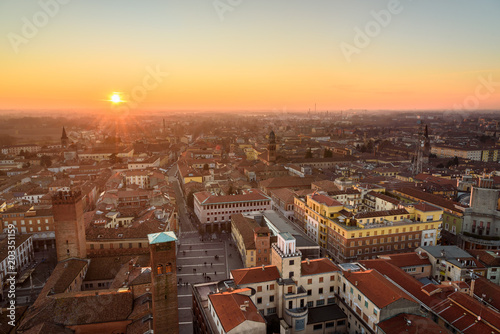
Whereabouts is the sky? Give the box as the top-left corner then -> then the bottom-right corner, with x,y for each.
1,0 -> 499,112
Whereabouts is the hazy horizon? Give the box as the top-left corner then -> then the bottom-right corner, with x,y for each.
2,1 -> 500,112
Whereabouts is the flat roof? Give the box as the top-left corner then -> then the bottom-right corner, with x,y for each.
261,210 -> 317,248
308,304 -> 346,324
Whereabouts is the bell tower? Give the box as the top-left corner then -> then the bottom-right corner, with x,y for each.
148,232 -> 179,334
267,130 -> 277,163
52,191 -> 86,262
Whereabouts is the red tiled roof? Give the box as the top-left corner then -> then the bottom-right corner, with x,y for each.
359,259 -> 500,334
355,208 -> 408,219
414,203 -> 442,212
393,188 -> 465,214
367,191 -> 400,205
209,289 -> 265,332
377,252 -> 431,268
232,265 -> 281,285
472,277 -> 500,310
448,291 -> 500,330
301,258 -> 340,276
377,313 -> 446,334
344,269 -> 416,309
310,193 -> 343,207
194,189 -> 270,205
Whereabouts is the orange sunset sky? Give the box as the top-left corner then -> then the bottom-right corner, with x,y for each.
1,0 -> 499,112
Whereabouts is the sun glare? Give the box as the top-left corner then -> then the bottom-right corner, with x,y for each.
110,93 -> 122,103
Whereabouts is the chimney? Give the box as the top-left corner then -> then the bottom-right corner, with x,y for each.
129,259 -> 134,272
262,264 -> 265,271
306,258 -> 310,265
470,279 -> 475,297
355,281 -> 358,286
240,304 -> 247,311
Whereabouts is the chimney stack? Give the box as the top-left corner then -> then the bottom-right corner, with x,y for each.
262,264 -> 265,271
470,279 -> 475,297
306,258 -> 310,265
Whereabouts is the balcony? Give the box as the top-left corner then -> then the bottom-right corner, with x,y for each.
285,306 -> 308,318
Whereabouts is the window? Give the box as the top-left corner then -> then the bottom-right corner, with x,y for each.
257,297 -> 262,304
326,322 -> 334,328
267,307 -> 276,315
307,289 -> 312,296
313,324 -> 323,331
269,295 -> 274,302
308,278 -> 312,284
289,259 -> 294,265
374,308 -> 378,316
358,294 -> 361,301
288,286 -> 293,293
330,286 -> 334,292
157,265 -> 163,275
257,286 -> 262,292
307,301 -> 313,307
319,277 -> 324,283
319,288 -> 323,294
338,320 -> 346,326
365,300 -> 368,308
316,299 -> 324,306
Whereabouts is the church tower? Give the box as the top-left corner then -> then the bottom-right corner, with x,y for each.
52,191 -> 86,262
61,126 -> 69,148
267,130 -> 277,163
148,232 -> 179,334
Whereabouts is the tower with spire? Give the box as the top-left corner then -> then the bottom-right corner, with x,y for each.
267,130 -> 277,164
61,126 -> 69,148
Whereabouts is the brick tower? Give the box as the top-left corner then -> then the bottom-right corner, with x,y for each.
52,191 -> 86,262
148,232 -> 179,333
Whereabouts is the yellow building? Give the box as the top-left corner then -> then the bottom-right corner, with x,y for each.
303,192 -> 443,263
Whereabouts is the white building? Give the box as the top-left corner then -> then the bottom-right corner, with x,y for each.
193,189 -> 271,233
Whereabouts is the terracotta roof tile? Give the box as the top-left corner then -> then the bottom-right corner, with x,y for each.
232,265 -> 281,285
377,313 -> 446,334
209,289 -> 265,332
301,258 -> 340,276
310,194 -> 343,207
344,269 -> 416,309
194,188 -> 270,205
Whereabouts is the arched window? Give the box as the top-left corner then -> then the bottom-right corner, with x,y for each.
165,262 -> 172,273
157,265 -> 163,275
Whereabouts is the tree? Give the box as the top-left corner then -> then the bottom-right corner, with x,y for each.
305,148 -> 313,159
40,155 -> 52,168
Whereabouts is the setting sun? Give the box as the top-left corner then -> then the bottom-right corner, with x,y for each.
110,93 -> 122,103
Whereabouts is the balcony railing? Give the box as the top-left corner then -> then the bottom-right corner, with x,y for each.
285,306 -> 308,318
